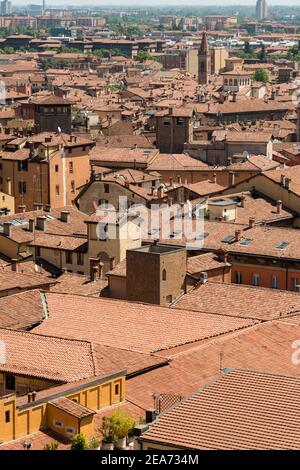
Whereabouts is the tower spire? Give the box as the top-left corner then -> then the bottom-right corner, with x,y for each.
200,31 -> 209,54
198,31 -> 211,85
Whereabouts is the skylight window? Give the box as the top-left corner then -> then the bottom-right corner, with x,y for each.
222,235 -> 235,244
240,238 -> 251,246
196,232 -> 209,240
277,241 -> 289,250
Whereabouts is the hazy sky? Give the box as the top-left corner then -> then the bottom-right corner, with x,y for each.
11,0 -> 300,5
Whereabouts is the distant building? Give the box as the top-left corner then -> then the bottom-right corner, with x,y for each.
0,0 -> 12,15
256,0 -> 268,20
198,31 -> 211,85
161,48 -> 198,77
33,95 -> 72,134
126,244 -> 187,306
155,107 -> 195,154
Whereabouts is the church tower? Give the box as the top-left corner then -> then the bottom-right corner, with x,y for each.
198,31 -> 211,85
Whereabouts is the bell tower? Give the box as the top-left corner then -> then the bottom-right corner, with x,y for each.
198,31 -> 211,85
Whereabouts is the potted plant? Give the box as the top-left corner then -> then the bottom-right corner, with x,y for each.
110,411 -> 136,450
70,434 -> 88,451
43,442 -> 59,450
101,416 -> 116,450
88,435 -> 100,450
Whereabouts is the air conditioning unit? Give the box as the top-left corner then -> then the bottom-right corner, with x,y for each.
199,272 -> 208,284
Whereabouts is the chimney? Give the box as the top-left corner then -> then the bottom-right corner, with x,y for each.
36,216 -> 47,231
31,391 -> 36,402
169,177 -> 173,188
60,211 -> 70,223
145,409 -> 157,424
177,176 -> 182,184
27,392 -> 32,403
11,258 -> 18,272
229,171 -> 235,186
249,217 -> 256,228
3,222 -> 11,237
276,200 -> 282,215
232,92 -> 237,103
235,230 -> 241,242
91,265 -> 98,282
295,285 -> 300,293
169,106 -> 173,116
280,174 -> 286,187
217,249 -> 228,263
29,218 -> 35,233
285,178 -> 291,190
110,257 -> 115,271
29,141 -> 35,158
240,194 -> 246,208
213,173 -> 217,184
18,205 -> 26,213
157,186 -> 164,198
33,203 -> 43,211
44,204 -> 51,212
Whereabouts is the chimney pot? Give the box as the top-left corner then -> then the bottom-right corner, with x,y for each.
36,216 -> 47,231
157,186 -> 164,199
11,258 -> 18,272
249,217 -> 256,228
229,171 -> 235,186
18,205 -> 26,213
276,200 -> 282,215
235,230 -> 241,242
3,222 -> 11,237
110,257 -> 115,271
28,218 -> 35,233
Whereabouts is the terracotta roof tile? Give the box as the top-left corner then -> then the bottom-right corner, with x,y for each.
140,369 -> 300,449
32,293 -> 257,354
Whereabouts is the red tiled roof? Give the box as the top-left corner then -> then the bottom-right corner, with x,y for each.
173,282 -> 300,321
49,397 -> 95,419
32,293 -> 257,354
140,369 -> 300,450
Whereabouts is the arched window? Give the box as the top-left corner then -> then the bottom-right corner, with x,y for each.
162,269 -> 167,281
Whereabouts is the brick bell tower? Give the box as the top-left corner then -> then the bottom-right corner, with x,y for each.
198,31 -> 211,85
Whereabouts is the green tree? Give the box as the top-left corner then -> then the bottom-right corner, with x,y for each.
253,68 -> 270,83
70,434 -> 88,450
258,44 -> 266,61
134,51 -> 153,62
244,40 -> 251,54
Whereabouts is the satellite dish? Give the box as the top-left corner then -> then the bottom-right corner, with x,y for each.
243,150 -> 250,160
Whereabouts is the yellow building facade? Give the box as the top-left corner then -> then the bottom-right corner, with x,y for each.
0,371 -> 125,443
